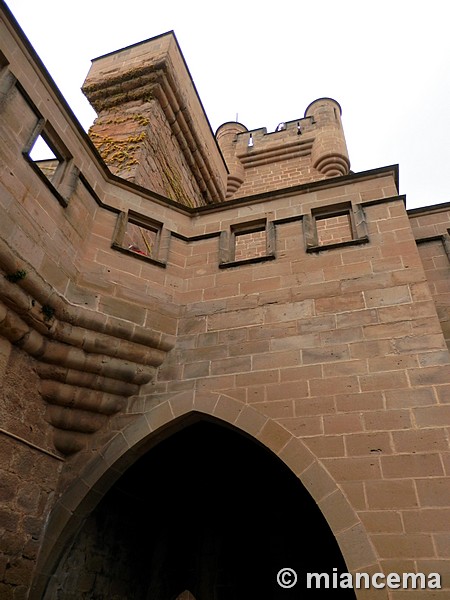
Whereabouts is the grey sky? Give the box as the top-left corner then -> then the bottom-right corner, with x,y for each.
5,0 -> 450,209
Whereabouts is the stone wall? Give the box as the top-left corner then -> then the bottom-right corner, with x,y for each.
1,3 -> 450,599
409,206 -> 450,350
0,348 -> 62,599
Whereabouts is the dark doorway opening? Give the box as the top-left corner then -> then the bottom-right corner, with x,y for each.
46,420 -> 356,599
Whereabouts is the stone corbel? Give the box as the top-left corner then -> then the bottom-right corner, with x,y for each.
0,238 -> 174,455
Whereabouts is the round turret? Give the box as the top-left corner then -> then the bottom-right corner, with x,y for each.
305,98 -> 350,177
216,122 -> 248,198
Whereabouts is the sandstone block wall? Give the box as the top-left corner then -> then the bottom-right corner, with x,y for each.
1,3 -> 450,599
409,205 -> 450,350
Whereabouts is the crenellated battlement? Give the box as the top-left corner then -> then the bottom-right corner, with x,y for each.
81,32 -> 351,207
216,98 -> 350,199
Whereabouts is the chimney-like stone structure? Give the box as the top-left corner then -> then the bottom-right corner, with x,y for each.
82,32 -> 228,207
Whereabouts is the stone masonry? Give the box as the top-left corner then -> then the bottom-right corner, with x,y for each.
1,1 -> 450,598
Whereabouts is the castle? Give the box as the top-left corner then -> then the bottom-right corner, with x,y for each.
1,1 -> 450,598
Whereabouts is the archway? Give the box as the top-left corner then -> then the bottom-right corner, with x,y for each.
44,419 -> 356,599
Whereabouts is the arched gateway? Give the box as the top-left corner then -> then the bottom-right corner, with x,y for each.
31,392 -> 382,600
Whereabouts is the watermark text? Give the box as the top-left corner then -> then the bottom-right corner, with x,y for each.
276,568 -> 441,590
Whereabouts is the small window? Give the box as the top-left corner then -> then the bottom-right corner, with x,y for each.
443,231 -> 450,263
219,219 -> 275,267
112,211 -> 167,266
304,203 -> 368,252
23,120 -> 77,206
124,219 -> 158,258
315,211 -> 353,246
28,133 -> 62,184
0,52 -> 16,113
234,228 -> 267,261
0,50 -> 8,70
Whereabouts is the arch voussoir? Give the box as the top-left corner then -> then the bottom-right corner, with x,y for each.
31,390 -> 380,600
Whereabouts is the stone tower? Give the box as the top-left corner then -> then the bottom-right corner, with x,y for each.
1,3 -> 450,598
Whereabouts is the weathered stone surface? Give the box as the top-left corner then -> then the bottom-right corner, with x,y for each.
1,4 -> 450,599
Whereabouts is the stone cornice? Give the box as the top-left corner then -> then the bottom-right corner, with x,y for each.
238,137 -> 315,168
153,72 -> 225,203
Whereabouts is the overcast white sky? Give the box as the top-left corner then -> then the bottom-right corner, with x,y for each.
5,0 -> 450,209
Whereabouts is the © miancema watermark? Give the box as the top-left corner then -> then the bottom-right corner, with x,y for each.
276,567 -> 441,590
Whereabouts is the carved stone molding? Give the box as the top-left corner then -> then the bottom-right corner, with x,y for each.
82,33 -> 227,205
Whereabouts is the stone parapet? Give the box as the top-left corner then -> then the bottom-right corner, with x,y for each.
215,97 -> 350,200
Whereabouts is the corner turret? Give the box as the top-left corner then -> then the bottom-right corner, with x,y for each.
305,98 -> 350,177
215,122 -> 247,198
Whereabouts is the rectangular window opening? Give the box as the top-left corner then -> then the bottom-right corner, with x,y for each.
305,203 -> 368,253
28,133 -> 62,183
124,219 -> 159,258
315,211 -> 354,246
112,211 -> 167,266
23,119 -> 75,207
234,227 -> 267,261
219,219 -> 275,268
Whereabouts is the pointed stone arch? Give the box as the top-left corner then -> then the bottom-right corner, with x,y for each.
30,389 -> 386,600
175,591 -> 196,600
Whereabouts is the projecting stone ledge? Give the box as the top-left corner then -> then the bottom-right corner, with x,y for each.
0,240 -> 175,456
